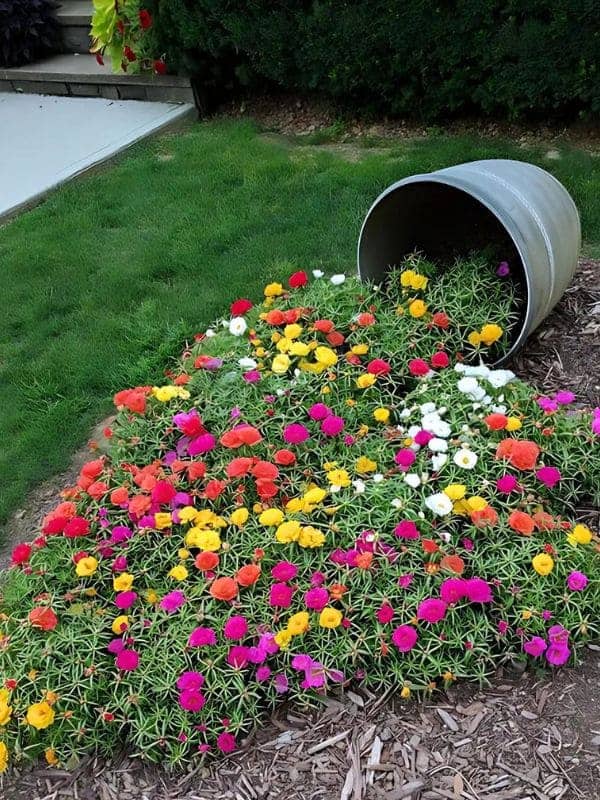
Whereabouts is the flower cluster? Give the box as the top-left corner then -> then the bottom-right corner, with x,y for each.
0,256 -> 598,772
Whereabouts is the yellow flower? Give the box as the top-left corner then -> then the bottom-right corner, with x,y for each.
521,609 -> 533,620
303,487 -> 327,505
444,484 -> 466,501
274,629 -> 292,649
178,506 -> 198,524
154,512 -> 173,530
355,456 -> 377,474
255,347 -> 266,358
276,520 -> 301,543
408,299 -> 427,318
346,398 -> 356,407
400,269 -> 416,287
411,273 -> 428,291
230,507 -> 249,527
26,701 -> 55,730
111,615 -> 129,634
373,407 -> 390,423
168,564 -> 188,581
505,417 -> 522,431
76,556 -> 98,577
480,324 -> 503,346
467,331 -> 481,347
570,524 -> 592,545
276,337 -> 291,353
178,548 -> 190,560
532,553 -> 554,576
259,508 -> 285,526
319,607 -> 343,628
190,529 -> 221,552
272,354 -> 291,374
315,346 -> 338,367
264,282 -> 284,297
298,526 -> 326,548
466,496 -> 487,512
145,589 -> 159,604
351,343 -> 369,355
285,498 -> 304,513
326,469 -> 351,487
0,742 -> 7,773
284,323 -> 303,340
298,359 -> 325,374
0,700 -> 12,726
113,573 -> 134,592
287,611 -> 310,636
400,686 -> 411,699
356,373 -> 377,389
289,341 -> 310,356
152,385 -> 190,402
45,748 -> 59,766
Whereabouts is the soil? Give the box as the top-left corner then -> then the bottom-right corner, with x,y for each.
0,246 -> 598,798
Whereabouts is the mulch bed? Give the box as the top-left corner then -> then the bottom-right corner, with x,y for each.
1,260 -> 598,800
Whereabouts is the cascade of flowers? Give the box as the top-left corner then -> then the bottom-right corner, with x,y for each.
0,255 -> 599,772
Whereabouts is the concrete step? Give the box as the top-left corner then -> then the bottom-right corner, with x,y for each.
0,54 -> 195,104
56,1 -> 93,54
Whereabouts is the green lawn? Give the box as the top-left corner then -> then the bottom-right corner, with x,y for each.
0,119 -> 599,525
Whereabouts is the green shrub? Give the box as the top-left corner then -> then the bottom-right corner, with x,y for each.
0,0 -> 61,68
145,0 -> 599,120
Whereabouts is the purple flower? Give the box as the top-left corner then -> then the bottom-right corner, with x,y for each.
496,261 -> 510,277
523,636 -> 547,657
592,408 -> 600,436
555,391 -> 575,405
548,624 -> 569,645
159,590 -> 186,613
545,644 -> 570,666
274,673 -> 289,694
567,571 -> 588,592
537,396 -> 558,413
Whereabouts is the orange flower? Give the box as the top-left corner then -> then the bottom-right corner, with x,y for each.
439,554 -> 465,574
355,552 -> 373,569
265,309 -> 285,326
313,319 -> 335,334
28,607 -> 58,631
174,373 -> 190,385
508,510 -> 535,536
422,539 -> 439,554
470,506 -> 499,528
235,564 -> 261,587
329,584 -> 347,601
87,481 -> 108,500
128,494 -> 152,517
533,511 -> 556,531
495,439 -> 540,471
484,413 -> 508,431
220,425 -> 263,448
195,551 -> 219,571
326,331 -> 345,347
110,487 -> 129,505
209,577 -> 238,601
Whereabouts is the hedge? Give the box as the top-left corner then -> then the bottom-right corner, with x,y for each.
145,0 -> 599,120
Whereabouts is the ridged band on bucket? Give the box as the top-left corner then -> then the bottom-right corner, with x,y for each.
357,159 -> 581,364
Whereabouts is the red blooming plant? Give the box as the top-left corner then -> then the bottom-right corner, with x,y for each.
91,1 -> 163,74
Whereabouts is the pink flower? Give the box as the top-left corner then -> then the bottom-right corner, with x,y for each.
227,645 -> 250,669
417,598 -> 447,624
308,403 -> 331,420
394,520 -> 419,539
464,577 -> 493,603
408,358 -> 430,377
115,649 -> 139,671
496,261 -> 510,277
395,448 -> 416,471
269,582 -> 294,608
430,351 -> 449,369
547,625 -> 569,646
216,732 -> 237,753
271,561 -> 298,581
256,666 -> 271,682
537,396 -> 558,413
115,591 -> 137,609
496,474 -> 518,493
497,620 -> 509,635
376,603 -> 395,624
274,673 -> 289,693
391,624 -> 418,652
223,615 -> 248,640
283,423 -> 310,444
545,644 -> 570,666
159,590 -> 186,613
592,408 -> 600,436
398,574 -> 414,589
179,689 -> 206,711
440,578 -> 467,604
555,391 -> 575,405
343,435 -> 355,445
243,370 -> 261,383
321,415 -> 345,436
414,429 -> 434,446
535,465 -> 561,488
304,587 -> 329,611
567,571 -> 588,592
177,671 -> 205,691
188,433 -> 216,455
188,627 -> 217,647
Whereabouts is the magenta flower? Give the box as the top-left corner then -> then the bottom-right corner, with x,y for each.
592,409 -> 600,436
256,666 -> 271,682
414,429 -> 434,446
391,624 -> 418,652
188,433 -> 216,456
395,448 -> 416,471
417,598 -> 448,623
227,645 -> 250,669
308,403 -> 331,420
398,573 -> 414,589
242,370 -> 261,383
269,582 -> 294,608
567,571 -> 588,591
271,561 -> 298,581
223,615 -> 248,640
283,423 -> 310,444
115,591 -> 137,610
274,673 -> 289,693
304,586 -> 329,611
537,396 -> 558,413
107,638 -> 125,654
188,626 -> 217,647
535,465 -> 561,488
464,577 -> 493,603
496,474 -> 519,493
496,261 -> 510,277
321,415 -> 345,436
177,671 -> 205,691
555,390 -> 575,405
216,732 -> 237,753
547,624 -> 569,645
497,620 -> 509,635
159,590 -> 186,613
394,520 -> 419,539
523,636 -> 547,657
179,689 -> 206,711
440,578 -> 468,604
545,644 -> 570,666
376,602 -> 395,624
115,649 -> 139,671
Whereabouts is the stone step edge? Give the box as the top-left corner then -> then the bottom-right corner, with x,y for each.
0,68 -> 191,88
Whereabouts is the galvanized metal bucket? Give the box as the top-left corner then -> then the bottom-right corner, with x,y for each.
357,159 -> 581,364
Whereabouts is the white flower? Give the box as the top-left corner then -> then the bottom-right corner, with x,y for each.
438,407 -> 447,416
486,369 -> 515,388
400,407 -> 413,419
431,453 -> 448,471
407,425 -> 421,439
453,448 -> 478,470
276,388 -> 286,396
428,437 -> 448,453
454,363 -> 466,373
420,402 -> 436,414
352,479 -> 366,494
404,473 -> 421,488
312,269 -> 324,278
482,394 -> 493,406
330,484 -> 341,493
238,357 -> 257,370
391,498 -> 404,509
462,364 -> 490,378
229,317 -> 248,337
372,473 -> 385,483
457,376 -> 486,401
491,404 -> 507,414
205,328 -> 216,338
439,531 -> 451,543
421,412 -> 451,438
424,492 -> 453,516
330,273 -> 346,285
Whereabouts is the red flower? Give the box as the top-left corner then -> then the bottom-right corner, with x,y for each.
430,351 -> 449,369
153,59 -> 167,75
274,449 -> 296,466
195,551 -> 219,571
485,413 -> 508,430
252,461 -> 279,481
408,358 -> 430,377
230,298 -> 253,316
367,358 -> 391,376
124,46 -> 137,62
28,607 -> 58,631
63,516 -> 90,538
204,480 -> 227,500
326,331 -> 345,347
227,457 -> 253,478
288,270 -> 308,289
431,311 -> 450,329
256,480 -> 278,499
11,543 -> 32,565
357,312 -> 376,327
313,319 -> 334,334
139,9 -> 152,29
421,538 -> 439,554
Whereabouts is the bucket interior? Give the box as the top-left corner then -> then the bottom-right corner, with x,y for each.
358,181 -> 525,284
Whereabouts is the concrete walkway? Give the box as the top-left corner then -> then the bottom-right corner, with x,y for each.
0,92 -> 194,221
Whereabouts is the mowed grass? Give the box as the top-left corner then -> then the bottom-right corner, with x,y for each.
0,119 -> 599,525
